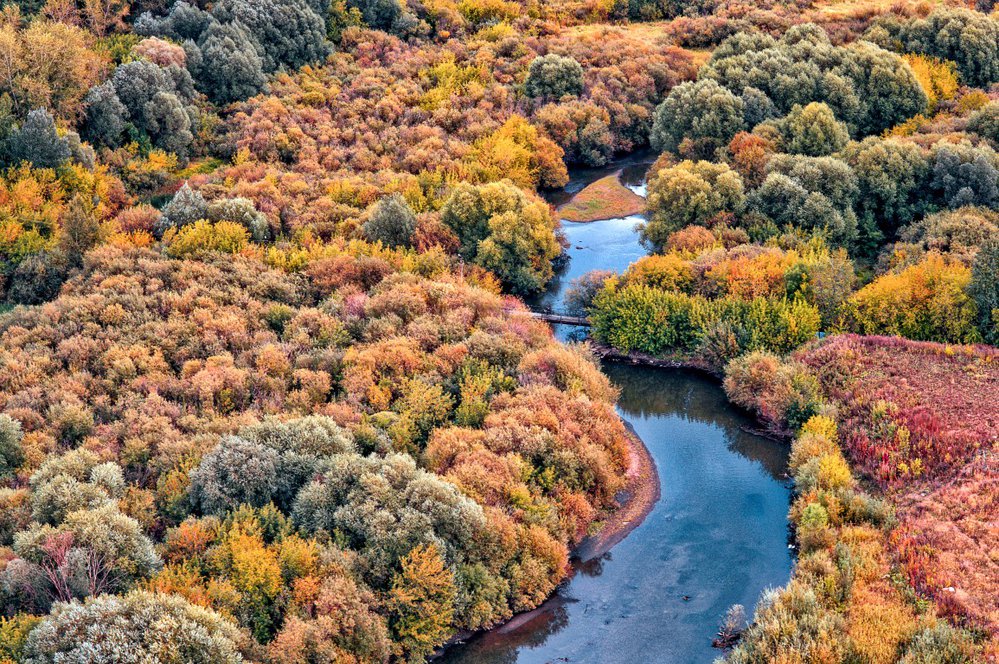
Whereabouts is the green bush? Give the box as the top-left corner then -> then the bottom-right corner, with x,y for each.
590,283 -> 819,359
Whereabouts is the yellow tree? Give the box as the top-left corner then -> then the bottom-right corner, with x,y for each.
82,0 -> 131,36
388,543 -> 456,662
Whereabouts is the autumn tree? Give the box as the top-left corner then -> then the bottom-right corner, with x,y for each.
81,0 -> 131,36
58,197 -> 103,268
534,101 -> 613,167
388,543 -> 456,662
0,19 -> 106,123
844,254 -> 980,343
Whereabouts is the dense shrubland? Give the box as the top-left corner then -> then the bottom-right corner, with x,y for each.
724,336 -> 997,659
0,247 -> 630,660
0,0 -> 993,660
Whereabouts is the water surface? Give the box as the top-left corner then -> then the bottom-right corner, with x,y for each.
528,156 -> 654,316
440,366 -> 793,664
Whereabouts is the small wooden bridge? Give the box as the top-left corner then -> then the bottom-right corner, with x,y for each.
529,312 -> 591,326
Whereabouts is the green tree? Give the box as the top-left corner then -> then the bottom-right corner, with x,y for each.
211,0 -> 329,73
22,591 -> 247,663
440,180 -> 561,294
5,109 -> 70,169
702,24 -> 926,137
651,79 -> 745,157
840,136 -> 930,240
867,8 -> 999,88
968,102 -> 999,145
363,193 -> 417,248
775,102 -> 849,156
642,160 -> 745,251
0,415 -> 24,481
158,182 -> 208,234
524,54 -> 584,101
192,21 -> 268,105
970,238 -> 999,344
751,155 -> 859,247
207,197 -> 270,242
81,82 -> 128,149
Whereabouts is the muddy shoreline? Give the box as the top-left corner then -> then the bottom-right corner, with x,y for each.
591,341 -> 718,377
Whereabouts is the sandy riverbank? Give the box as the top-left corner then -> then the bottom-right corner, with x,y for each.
575,421 -> 660,561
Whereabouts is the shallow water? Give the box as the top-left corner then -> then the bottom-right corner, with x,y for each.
528,155 -> 653,316
439,365 -> 794,664
527,214 -> 647,316
440,157 -> 794,664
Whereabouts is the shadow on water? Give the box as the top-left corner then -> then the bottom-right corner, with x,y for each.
439,363 -> 793,664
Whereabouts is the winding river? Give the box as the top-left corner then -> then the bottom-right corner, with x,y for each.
440,160 -> 794,664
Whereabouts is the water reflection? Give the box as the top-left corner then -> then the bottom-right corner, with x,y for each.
529,157 -> 654,315
440,365 -> 793,664
605,365 -> 789,481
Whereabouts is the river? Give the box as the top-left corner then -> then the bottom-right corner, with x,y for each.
440,158 -> 794,664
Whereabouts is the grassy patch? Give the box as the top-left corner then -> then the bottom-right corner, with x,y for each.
558,174 -> 645,223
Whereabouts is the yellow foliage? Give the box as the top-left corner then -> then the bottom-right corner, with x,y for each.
847,583 -> 920,664
226,532 -> 282,600
420,55 -> 485,111
801,415 -> 838,441
466,115 -> 568,190
457,0 -> 521,23
165,220 -> 250,258
844,253 -> 980,344
624,254 -> 694,292
0,220 -> 48,262
956,89 -> 990,115
789,431 -> 839,475
276,535 -> 320,582
816,453 -> 854,491
106,230 -> 155,249
904,54 -> 959,111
